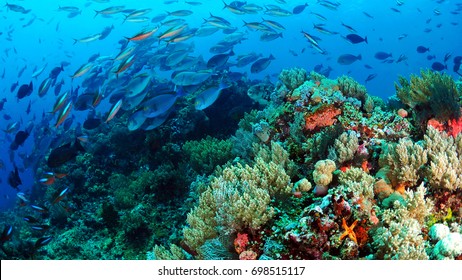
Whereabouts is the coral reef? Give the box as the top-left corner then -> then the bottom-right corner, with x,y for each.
3,67 -> 462,261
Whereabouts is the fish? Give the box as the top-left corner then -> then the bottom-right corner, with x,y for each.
0,225 -> 13,244
127,27 -> 158,41
55,101 -> 73,128
0,98 -> 6,111
168,10 -> 193,17
416,46 -> 430,53
158,25 -> 187,41
49,65 -> 64,79
83,118 -> 102,130
261,18 -> 285,30
345,34 -> 368,44
94,6 -> 126,17
5,3 -> 31,14
260,32 -> 283,42
34,236 -> 53,250
11,130 -> 30,150
32,63 -> 48,79
99,25 -> 114,40
17,82 -> 33,100
236,53 -> 261,68
362,11 -> 374,18
7,165 -> 22,190
207,50 -> 234,69
365,73 -> 378,83
127,110 -> 147,131
73,33 -> 102,44
31,225 -> 50,232
431,62 -> 446,71
337,54 -> 362,65
124,8 -> 153,22
172,71 -> 212,86
374,52 -> 392,60
38,78 -> 52,98
47,139 -> 85,168
106,99 -> 123,123
250,54 -> 275,73
52,91 -> 70,114
293,3 -> 308,14
142,92 -> 181,118
52,187 -> 69,204
31,204 -> 49,213
18,65 -> 27,78
23,216 -> 39,224
71,62 -> 94,79
114,54 -> 136,78
341,22 -> 357,33
194,82 -> 230,110
10,81 -> 19,92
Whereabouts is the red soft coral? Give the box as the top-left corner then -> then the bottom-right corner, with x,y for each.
234,233 -> 249,254
305,105 -> 342,131
447,117 -> 462,138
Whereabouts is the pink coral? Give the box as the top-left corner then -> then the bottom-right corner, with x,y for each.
234,233 -> 249,254
447,117 -> 462,138
305,105 -> 342,131
239,250 -> 258,260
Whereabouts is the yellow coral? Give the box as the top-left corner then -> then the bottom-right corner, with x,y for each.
379,138 -> 428,191
424,126 -> 462,191
313,159 -> 336,187
182,142 -> 293,257
331,131 -> 358,164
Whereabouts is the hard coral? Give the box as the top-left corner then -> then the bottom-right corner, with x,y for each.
305,105 -> 342,131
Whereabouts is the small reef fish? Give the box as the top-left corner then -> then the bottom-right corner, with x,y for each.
194,82 -> 230,110
106,99 -> 123,123
47,139 -> 85,168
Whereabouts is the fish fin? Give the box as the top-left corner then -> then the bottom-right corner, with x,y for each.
74,138 -> 85,153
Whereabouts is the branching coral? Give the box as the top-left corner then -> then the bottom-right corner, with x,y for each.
378,138 -> 428,192
329,131 -> 359,164
371,184 -> 432,260
395,70 -> 460,121
182,136 -> 234,175
182,142 -> 293,258
337,75 -> 367,102
152,244 -> 188,260
279,68 -> 307,91
333,168 -> 376,223
424,126 -> 462,191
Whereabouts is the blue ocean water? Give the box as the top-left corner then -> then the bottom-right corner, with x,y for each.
0,0 -> 460,218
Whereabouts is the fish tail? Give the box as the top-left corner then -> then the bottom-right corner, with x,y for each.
364,36 -> 368,44
93,10 -> 99,18
72,39 -> 78,45
357,54 -> 362,60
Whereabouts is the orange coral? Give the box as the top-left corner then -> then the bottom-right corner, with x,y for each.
305,105 -> 342,131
